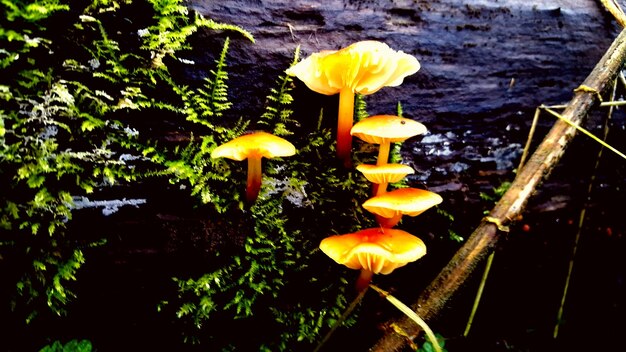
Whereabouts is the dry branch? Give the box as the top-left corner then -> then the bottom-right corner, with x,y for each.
369,28 -> 626,352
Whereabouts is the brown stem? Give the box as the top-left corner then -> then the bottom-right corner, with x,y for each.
369,28 -> 626,352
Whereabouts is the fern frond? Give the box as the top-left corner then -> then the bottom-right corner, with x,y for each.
197,18 -> 255,43
354,93 -> 369,121
259,46 -> 300,136
184,37 -> 232,127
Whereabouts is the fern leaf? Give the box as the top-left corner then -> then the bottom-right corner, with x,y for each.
258,46 -> 300,136
198,17 -> 255,43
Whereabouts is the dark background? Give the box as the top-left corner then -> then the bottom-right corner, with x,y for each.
6,1 -> 626,351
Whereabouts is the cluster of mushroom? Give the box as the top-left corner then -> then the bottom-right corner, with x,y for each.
285,40 -> 442,291
211,40 -> 442,292
211,41 -> 421,204
353,115 -> 443,228
320,114 -> 442,291
286,40 -> 420,168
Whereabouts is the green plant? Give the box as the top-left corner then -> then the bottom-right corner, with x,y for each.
39,339 -> 92,352
479,181 -> 512,204
2,2 -> 452,351
0,0 -> 251,322
159,36 -> 250,210
165,47 -> 375,350
417,334 -> 447,352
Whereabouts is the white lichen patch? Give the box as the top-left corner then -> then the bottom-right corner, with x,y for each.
262,176 -> 311,208
71,196 -> 147,216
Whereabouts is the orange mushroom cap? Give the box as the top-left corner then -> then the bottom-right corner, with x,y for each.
351,115 -> 427,145
210,131 -> 296,160
320,227 -> 426,275
356,163 -> 415,184
286,41 -> 420,96
351,115 -> 427,166
286,41 -> 419,168
211,131 -> 296,203
362,187 -> 443,219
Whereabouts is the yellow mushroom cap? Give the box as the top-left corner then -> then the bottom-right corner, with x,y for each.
210,131 -> 296,161
351,115 -> 427,145
319,227 -> 426,275
286,40 -> 420,96
356,163 -> 415,184
362,187 -> 443,219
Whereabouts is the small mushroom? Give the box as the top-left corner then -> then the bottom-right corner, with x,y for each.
286,41 -> 420,167
356,163 -> 415,196
351,115 -> 426,166
362,187 -> 442,228
320,227 -> 427,291
210,131 -> 296,203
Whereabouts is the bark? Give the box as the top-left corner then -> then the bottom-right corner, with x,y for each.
369,27 -> 626,352
188,0 -> 614,120
186,0 -> 619,205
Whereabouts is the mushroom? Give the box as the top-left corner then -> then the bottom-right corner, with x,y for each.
362,187 -> 442,228
320,227 -> 427,291
356,163 -> 414,196
210,131 -> 296,203
286,41 -> 420,167
351,114 -> 427,166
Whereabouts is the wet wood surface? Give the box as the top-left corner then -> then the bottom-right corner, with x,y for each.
186,0 -> 621,196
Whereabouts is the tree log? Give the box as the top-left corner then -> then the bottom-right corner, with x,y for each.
186,0 -> 619,208
369,27 -> 626,351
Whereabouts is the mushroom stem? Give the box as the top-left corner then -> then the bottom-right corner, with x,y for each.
246,155 -> 263,203
376,141 -> 391,166
337,87 -> 355,168
356,269 -> 374,292
375,182 -> 388,196
376,213 -> 402,228
371,183 -> 380,197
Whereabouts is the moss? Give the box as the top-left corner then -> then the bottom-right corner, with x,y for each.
0,0 -> 251,322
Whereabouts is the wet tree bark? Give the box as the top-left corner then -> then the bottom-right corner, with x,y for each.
369,27 -> 626,351
185,0 -> 621,205
187,0 -> 616,121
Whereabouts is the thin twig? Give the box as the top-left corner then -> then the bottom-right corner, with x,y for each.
462,250 -> 494,337
370,284 -> 442,352
542,106 -> 626,160
553,77 -> 617,338
463,104 -> 543,336
518,107 -> 542,170
541,100 -> 626,110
